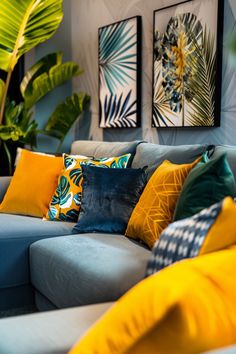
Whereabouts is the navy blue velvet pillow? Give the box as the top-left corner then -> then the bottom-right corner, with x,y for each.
73,165 -> 147,235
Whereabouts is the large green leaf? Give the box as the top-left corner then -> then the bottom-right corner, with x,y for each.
0,0 -> 63,72
23,61 -> 83,109
44,92 -> 90,140
20,52 -> 62,98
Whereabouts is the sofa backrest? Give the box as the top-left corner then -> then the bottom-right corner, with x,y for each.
209,145 -> 236,181
131,143 -> 208,179
71,140 -> 144,159
70,141 -> 236,182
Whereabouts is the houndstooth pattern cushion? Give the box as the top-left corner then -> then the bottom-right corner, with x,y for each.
146,201 -> 222,276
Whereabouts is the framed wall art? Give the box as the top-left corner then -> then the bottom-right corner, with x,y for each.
98,16 -> 142,128
152,0 -> 224,128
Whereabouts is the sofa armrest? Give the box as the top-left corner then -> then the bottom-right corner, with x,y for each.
0,176 -> 11,203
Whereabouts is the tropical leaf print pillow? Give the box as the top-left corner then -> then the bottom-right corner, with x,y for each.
46,153 -> 131,222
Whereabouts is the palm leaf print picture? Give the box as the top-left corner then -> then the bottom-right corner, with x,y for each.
99,16 -> 142,128
152,0 -> 223,127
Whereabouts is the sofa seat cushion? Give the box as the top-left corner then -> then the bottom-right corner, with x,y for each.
0,302 -> 113,354
30,233 -> 151,308
0,214 -> 75,289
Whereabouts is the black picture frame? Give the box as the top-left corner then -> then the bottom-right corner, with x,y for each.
98,16 -> 142,128
152,0 -> 224,128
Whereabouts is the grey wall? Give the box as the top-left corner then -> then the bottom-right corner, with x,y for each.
71,0 -> 236,146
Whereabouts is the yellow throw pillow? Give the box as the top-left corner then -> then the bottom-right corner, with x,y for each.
125,158 -> 199,248
69,246 -> 236,354
0,149 -> 63,218
46,153 -> 131,222
147,197 -> 236,274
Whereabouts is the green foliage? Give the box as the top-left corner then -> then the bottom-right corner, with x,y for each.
0,1 -> 89,175
0,0 -> 63,72
21,54 -> 83,109
0,80 -> 5,105
44,92 -> 90,143
0,100 -> 37,145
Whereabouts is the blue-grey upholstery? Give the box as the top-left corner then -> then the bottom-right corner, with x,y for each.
30,233 -> 150,309
71,139 -> 143,159
132,143 -> 209,178
0,302 -> 113,354
0,214 -> 75,310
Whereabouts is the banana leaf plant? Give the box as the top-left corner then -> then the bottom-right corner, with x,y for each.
0,0 -> 90,175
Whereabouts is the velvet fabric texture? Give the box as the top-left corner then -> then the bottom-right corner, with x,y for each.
69,246 -> 236,354
46,153 -> 131,222
173,153 -> 236,221
73,165 -> 147,235
0,150 -> 63,218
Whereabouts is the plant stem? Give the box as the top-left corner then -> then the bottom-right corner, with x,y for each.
3,141 -> 12,176
0,69 -> 13,125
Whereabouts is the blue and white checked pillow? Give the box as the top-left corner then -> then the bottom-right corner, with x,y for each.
146,201 -> 222,276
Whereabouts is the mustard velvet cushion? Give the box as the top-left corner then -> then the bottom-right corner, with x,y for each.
0,149 -> 63,218
125,158 -> 200,248
46,153 -> 131,222
69,246 -> 236,354
147,197 -> 236,275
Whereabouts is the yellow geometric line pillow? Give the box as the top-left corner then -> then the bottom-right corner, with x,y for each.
46,153 -> 131,222
68,246 -> 236,354
125,158 -> 200,249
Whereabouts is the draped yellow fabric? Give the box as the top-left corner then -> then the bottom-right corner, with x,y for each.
69,246 -> 236,354
125,158 -> 200,248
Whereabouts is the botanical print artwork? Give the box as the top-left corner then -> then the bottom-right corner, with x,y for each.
99,16 -> 141,128
152,0 -> 222,127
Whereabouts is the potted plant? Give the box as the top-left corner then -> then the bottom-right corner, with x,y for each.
0,0 -> 90,174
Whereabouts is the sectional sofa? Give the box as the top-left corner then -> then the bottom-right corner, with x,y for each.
1,140 -> 236,354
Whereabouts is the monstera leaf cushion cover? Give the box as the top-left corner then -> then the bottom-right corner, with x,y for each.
0,149 -> 63,218
73,165 -> 147,234
69,246 -> 236,354
46,153 -> 131,222
147,197 -> 236,275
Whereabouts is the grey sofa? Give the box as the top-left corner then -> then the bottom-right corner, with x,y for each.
0,140 -> 209,312
1,140 -> 236,354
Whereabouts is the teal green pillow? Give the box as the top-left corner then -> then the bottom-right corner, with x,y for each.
173,153 -> 236,221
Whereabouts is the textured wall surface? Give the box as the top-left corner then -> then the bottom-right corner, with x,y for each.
71,0 -> 236,145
